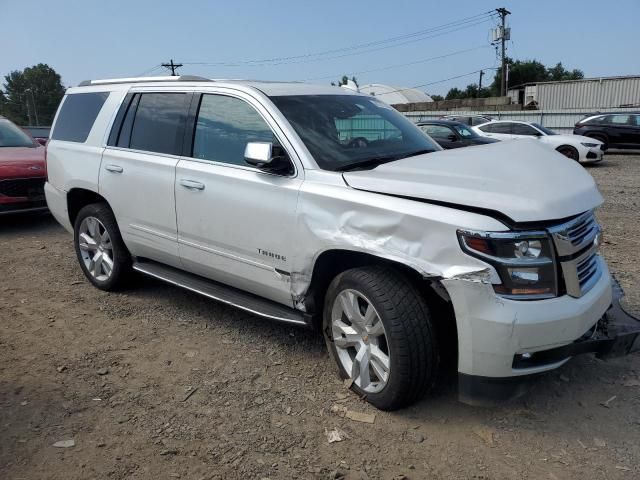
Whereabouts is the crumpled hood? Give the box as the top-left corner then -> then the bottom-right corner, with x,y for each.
342,139 -> 603,223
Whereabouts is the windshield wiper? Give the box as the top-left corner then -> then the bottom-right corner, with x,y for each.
402,149 -> 434,158
336,149 -> 434,172
335,155 -> 402,172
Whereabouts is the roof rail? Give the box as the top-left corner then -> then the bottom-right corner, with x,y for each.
77,75 -> 212,86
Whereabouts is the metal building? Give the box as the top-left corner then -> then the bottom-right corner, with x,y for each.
358,84 -> 433,105
507,75 -> 640,110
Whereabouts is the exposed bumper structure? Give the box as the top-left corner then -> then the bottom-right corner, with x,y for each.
458,277 -> 640,406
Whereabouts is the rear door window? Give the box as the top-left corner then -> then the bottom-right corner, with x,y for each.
420,125 -> 453,139
51,92 -> 109,142
512,123 -> 539,136
609,114 -> 631,125
128,93 -> 189,155
480,123 -> 512,134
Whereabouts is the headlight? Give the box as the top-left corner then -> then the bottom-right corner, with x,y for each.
581,142 -> 598,147
457,230 -> 557,299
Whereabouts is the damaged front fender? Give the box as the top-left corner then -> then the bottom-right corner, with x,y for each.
289,173 -> 505,307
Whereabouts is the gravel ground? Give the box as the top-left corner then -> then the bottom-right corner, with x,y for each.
1,154 -> 639,480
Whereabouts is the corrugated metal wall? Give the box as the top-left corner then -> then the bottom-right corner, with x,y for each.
537,77 -> 640,109
401,108 -> 636,134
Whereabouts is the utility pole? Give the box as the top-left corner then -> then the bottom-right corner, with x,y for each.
24,93 -> 33,125
495,7 -> 511,97
478,70 -> 484,96
161,59 -> 183,76
25,89 -> 39,126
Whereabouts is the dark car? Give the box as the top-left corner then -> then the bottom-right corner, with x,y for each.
0,116 -> 47,215
417,120 -> 500,149
441,114 -> 493,126
573,112 -> 640,149
23,126 -> 51,146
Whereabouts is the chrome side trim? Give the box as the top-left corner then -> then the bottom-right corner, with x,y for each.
130,223 -> 177,241
132,260 -> 308,326
177,238 -> 275,271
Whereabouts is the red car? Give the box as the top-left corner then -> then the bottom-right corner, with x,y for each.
0,116 -> 47,215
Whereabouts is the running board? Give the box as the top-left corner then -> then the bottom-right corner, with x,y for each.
132,260 -> 311,327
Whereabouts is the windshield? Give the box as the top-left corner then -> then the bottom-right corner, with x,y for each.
452,124 -> 479,138
270,94 -> 438,171
531,123 -> 557,135
0,119 -> 36,147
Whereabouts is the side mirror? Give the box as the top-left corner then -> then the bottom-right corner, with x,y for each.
244,142 -> 274,167
36,138 -> 47,146
447,133 -> 458,142
244,141 -> 293,175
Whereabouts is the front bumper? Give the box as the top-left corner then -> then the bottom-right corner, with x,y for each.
582,146 -> 604,163
0,177 -> 47,215
458,278 -> 640,406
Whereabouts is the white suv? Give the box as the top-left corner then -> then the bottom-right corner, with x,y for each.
45,76 -> 639,410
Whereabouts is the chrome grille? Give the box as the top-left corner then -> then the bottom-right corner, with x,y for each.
566,214 -> 599,248
548,211 -> 603,298
577,252 -> 599,290
0,178 -> 45,198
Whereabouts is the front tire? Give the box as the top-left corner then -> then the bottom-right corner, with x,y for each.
73,203 -> 132,291
323,266 -> 439,410
556,145 -> 580,161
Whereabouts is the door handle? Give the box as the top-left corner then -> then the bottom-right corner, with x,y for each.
179,179 -> 205,191
105,164 -> 123,173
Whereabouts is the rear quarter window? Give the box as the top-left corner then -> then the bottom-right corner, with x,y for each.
51,92 -> 109,142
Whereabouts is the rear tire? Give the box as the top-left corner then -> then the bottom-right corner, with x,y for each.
323,266 -> 439,410
556,145 -> 580,161
73,203 -> 132,291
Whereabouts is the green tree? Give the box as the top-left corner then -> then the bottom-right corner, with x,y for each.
488,59 -> 584,95
1,64 -> 65,125
429,94 -> 444,101
547,62 -> 584,81
445,87 -> 463,100
489,58 -> 547,95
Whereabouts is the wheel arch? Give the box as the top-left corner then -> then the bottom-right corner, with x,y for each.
67,187 -> 110,226
304,248 -> 458,369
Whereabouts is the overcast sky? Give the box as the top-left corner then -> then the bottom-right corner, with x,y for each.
2,0 -> 639,95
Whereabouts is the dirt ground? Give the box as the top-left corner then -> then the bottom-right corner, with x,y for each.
1,154 -> 639,480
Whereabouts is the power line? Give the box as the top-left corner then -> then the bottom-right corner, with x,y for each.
181,11 -> 497,68
372,67 -> 499,96
301,45 -> 491,82
137,64 -> 162,76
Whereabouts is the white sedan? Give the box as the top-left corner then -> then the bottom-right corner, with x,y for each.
471,120 -> 605,164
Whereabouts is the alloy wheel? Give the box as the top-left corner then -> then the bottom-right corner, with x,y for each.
331,289 -> 390,393
78,216 -> 114,282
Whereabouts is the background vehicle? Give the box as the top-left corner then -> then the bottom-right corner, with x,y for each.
473,120 -> 605,163
0,116 -> 47,215
45,77 -> 639,410
441,114 -> 493,126
23,126 -> 51,146
574,112 -> 640,149
417,120 -> 500,149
